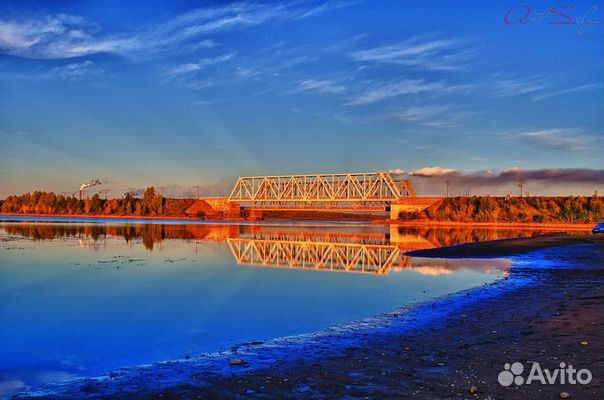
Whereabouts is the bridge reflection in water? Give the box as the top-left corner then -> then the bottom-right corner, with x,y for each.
226,237 -> 511,276
228,238 -> 407,275
0,222 -> 526,276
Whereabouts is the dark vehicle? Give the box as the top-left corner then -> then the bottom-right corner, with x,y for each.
593,222 -> 604,234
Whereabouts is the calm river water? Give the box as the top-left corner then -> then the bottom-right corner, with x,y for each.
0,218 -> 554,394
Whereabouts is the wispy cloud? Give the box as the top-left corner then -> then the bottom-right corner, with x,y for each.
293,0 -> 361,20
293,79 -> 347,94
514,128 -> 596,151
532,83 -> 602,101
350,36 -> 470,71
0,2 -> 354,60
346,79 -> 445,106
152,3 -> 291,43
53,59 -> 100,80
389,104 -> 477,129
0,14 -> 140,59
167,53 -> 236,77
182,66 -> 260,90
163,52 -> 263,90
492,75 -> 550,97
393,105 -> 452,122
168,63 -> 201,76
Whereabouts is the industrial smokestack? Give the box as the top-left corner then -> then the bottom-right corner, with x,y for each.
79,179 -> 102,191
79,179 -> 103,200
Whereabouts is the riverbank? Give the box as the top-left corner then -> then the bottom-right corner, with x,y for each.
0,212 -> 376,223
0,213 -> 205,222
11,234 -> 603,399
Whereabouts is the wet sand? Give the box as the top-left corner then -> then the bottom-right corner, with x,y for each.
12,235 -> 604,399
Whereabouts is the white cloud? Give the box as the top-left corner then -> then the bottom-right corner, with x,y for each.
192,100 -> 214,106
293,0 -> 361,20
411,166 -> 458,177
502,166 -> 523,173
167,53 -> 236,77
532,83 -> 601,101
235,66 -> 259,79
390,104 -> 477,129
0,2 -> 356,60
350,36 -> 470,71
516,128 -> 595,150
169,63 -> 201,75
346,79 -> 445,106
294,79 -> 346,94
393,105 -> 452,122
53,59 -> 99,80
492,75 -> 550,97
0,14 -> 140,59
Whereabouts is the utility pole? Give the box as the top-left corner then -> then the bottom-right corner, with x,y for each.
517,179 -> 526,197
193,185 -> 200,200
445,179 -> 450,198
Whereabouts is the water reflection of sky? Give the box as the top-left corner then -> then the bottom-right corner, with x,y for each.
0,221 -> 539,394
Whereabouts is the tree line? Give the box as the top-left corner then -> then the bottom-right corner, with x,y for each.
2,189 -> 603,223
398,195 -> 604,223
0,187 -> 194,217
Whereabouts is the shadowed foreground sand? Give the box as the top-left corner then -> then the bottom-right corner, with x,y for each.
13,235 -> 604,399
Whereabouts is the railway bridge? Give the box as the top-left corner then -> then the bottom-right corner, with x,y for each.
185,171 -> 441,220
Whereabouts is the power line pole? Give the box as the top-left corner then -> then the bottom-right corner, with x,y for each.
193,185 -> 200,200
445,179 -> 450,198
517,179 -> 526,197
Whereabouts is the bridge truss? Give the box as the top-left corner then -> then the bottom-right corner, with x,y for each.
228,172 -> 407,204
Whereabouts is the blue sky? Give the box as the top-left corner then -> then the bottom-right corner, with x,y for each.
0,1 -> 602,197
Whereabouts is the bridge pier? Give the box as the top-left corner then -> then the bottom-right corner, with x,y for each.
246,208 -> 263,221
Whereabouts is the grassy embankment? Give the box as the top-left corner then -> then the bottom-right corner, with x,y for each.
397,195 -> 603,224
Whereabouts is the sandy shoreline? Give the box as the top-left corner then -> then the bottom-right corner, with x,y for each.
10,234 -> 604,399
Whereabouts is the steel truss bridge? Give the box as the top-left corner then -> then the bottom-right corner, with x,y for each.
228,172 -> 415,210
227,237 -> 409,275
